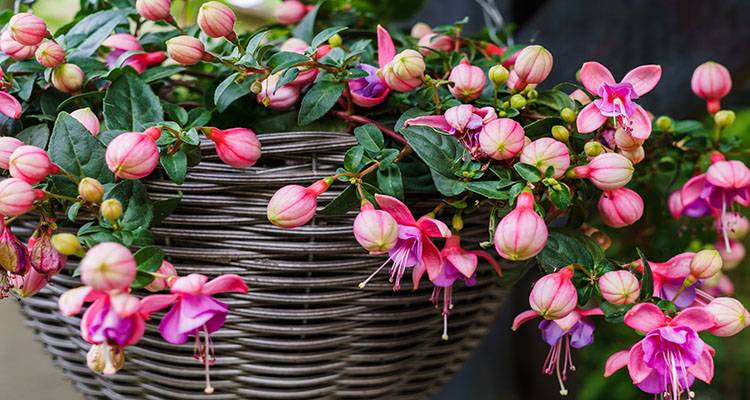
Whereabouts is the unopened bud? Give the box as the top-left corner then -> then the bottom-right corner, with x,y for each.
655,116 -> 672,131
560,107 -> 576,123
551,125 -> 569,142
452,213 -> 464,231
714,110 -> 735,128
488,65 -> 509,86
584,141 -> 603,156
510,94 -> 527,109
78,177 -> 104,203
100,198 -> 123,223
51,233 -> 82,256
328,33 -> 342,48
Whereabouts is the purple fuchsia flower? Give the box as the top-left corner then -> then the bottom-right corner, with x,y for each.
404,104 -> 497,157
347,25 -> 395,108
358,194 -> 451,291
576,62 -> 662,140
633,252 -> 698,309
101,33 -> 166,73
605,303 -> 716,398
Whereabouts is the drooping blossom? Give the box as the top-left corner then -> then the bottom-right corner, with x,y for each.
197,1 -> 236,39
493,191 -> 548,261
267,178 -> 331,228
598,270 -> 640,304
479,118 -> 526,160
50,63 -> 84,93
101,33 -> 166,74
691,61 -> 731,114
0,67 -> 22,119
347,25 -> 395,107
632,252 -> 697,309
448,59 -> 486,101
404,104 -> 497,157
28,227 -> 66,277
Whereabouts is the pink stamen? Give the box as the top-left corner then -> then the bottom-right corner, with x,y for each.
358,258 -> 390,288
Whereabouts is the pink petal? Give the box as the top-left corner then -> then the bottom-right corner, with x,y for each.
624,303 -> 666,332
511,309 -> 539,331
627,342 -> 652,384
445,251 -> 477,278
102,33 -> 142,51
580,61 -> 616,94
109,292 -> 141,317
628,104 -> 653,140
576,102 -> 607,133
59,286 -> 99,316
202,274 -> 248,295
123,315 -> 146,347
375,194 -> 417,226
0,91 -> 21,119
158,303 -> 190,344
681,174 -> 707,208
468,250 -> 502,277
411,260 -> 426,290
689,348 -> 714,384
420,238 -> 443,283
403,115 -> 452,132
416,216 -> 451,238
580,307 -> 605,318
622,65 -> 662,97
554,309 -> 583,332
376,25 -> 395,67
671,307 -> 715,332
604,350 -> 630,377
139,294 -> 178,316
170,274 -> 208,295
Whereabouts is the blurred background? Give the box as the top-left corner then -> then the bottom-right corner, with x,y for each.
2,0 -> 750,399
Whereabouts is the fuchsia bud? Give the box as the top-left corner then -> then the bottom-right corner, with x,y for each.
0,30 -> 37,60
529,266 -> 577,320
706,297 -> 750,337
11,267 -> 47,297
519,137 -> 570,179
352,201 -> 398,254
105,132 -> 159,179
145,260 -> 177,292
0,221 -> 28,275
257,73 -> 300,110
417,33 -> 454,54
479,118 -> 526,160
597,188 -> 643,228
717,239 -> 745,270
34,40 -> 65,68
572,153 -> 633,190
79,242 -> 136,291
0,178 -> 41,216
494,191 -> 548,261
29,228 -> 65,276
382,49 -> 425,92
204,127 -> 261,168
717,211 -> 749,240
274,0 -> 310,25
448,60 -> 486,102
410,22 -> 432,39
513,45 -> 553,85
70,108 -> 100,136
689,249 -> 722,281
78,178 -> 104,203
9,145 -> 56,184
8,12 -> 47,46
136,0 -> 172,21
166,35 -> 205,66
691,61 -> 731,114
197,1 -> 236,39
0,137 -> 23,169
51,63 -> 84,93
598,270 -> 640,305
267,179 -> 331,228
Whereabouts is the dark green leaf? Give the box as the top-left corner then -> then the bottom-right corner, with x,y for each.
134,246 -> 165,273
105,180 -> 153,230
536,230 -> 601,273
103,71 -> 163,131
67,202 -> 82,222
344,146 -> 365,171
600,302 -> 634,324
142,65 -> 184,83
431,170 -> 467,196
548,183 -> 572,210
354,124 -> 384,155
298,81 -> 344,125
160,151 -> 188,185
467,180 -> 515,199
377,164 -> 404,199
523,117 -> 565,138
514,163 -> 542,183
401,126 -> 465,177
310,26 -> 347,48
152,195 -> 182,226
535,90 -> 575,111
49,112 -> 113,183
186,108 -> 212,129
16,124 -> 50,149
637,248 -> 654,301
62,9 -> 131,58
268,52 -> 311,74
292,4 -> 319,42
378,148 -> 400,167
214,73 -> 253,112
319,185 -> 358,215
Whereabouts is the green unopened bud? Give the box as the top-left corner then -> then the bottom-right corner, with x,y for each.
502,101 -> 510,109
488,65 -> 509,86
328,33 -> 343,48
51,233 -> 83,256
250,80 -> 263,95
100,198 -> 123,223
584,141 -> 603,156
561,107 -> 576,123
655,116 -> 673,131
526,89 -> 538,100
510,94 -> 527,109
551,125 -> 570,142
78,177 -> 104,203
714,110 -> 736,128
452,213 -> 464,231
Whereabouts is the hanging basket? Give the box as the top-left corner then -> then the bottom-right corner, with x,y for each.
19,131 -> 506,399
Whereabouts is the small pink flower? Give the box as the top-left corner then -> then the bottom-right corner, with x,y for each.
688,249 -> 722,281
0,177 -> 42,216
257,73 -> 301,110
0,30 -> 37,61
8,12 -> 47,46
717,239 -> 745,270
79,242 -> 137,291
144,260 -> 178,292
691,61 -> 731,114
633,252 -> 696,308
0,221 -> 29,275
197,1 -> 236,39
479,118 -> 526,160
448,59 -> 486,102
70,108 -> 100,136
519,137 -> 570,179
267,179 -> 331,228
512,266 -> 578,326
9,145 -> 56,184
136,0 -> 172,21
34,40 -> 65,68
494,191 -> 548,261
597,187 -> 643,228
347,26 -> 394,108
28,228 -> 66,277
410,22 -> 432,39
513,45 -> 553,85
576,62 -> 661,140
165,35 -> 205,66
204,127 -> 261,168
382,49 -> 425,92
51,63 -> 84,93
105,132 -> 160,179
102,33 -> 166,73
0,137 -> 24,169
573,152 -> 634,190
274,0 -> 311,25
417,33 -> 454,54
705,297 -> 750,337
598,270 -> 640,304
11,266 -> 47,297
353,200 -> 398,255
405,104 -> 497,157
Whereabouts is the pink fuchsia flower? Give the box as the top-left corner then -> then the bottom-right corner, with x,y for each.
448,59 -> 486,102
203,127 -> 261,168
0,136 -> 23,169
691,61 -> 731,114
274,0 -> 312,25
0,177 -> 43,216
0,67 -> 22,119
34,40 -> 65,68
257,73 -> 301,110
513,45 -> 553,86
197,1 -> 236,39
358,194 -> 451,291
382,49 -> 425,92
404,104 -> 497,157
605,303 -> 715,397
11,266 -> 47,298
51,63 -> 84,93
494,191 -> 548,261
347,25 -> 394,108
717,239 -> 745,270
597,187 -> 643,228
598,270 -> 640,304
70,108 -> 100,136
633,252 -> 696,309
267,178 -> 331,228
105,131 -> 159,179
520,137 -> 570,179
705,297 -> 750,337
410,22 -> 432,39
576,62 -> 662,140
140,273 -> 247,394
0,30 -> 37,61
8,12 -> 48,46
166,35 -> 205,66
79,242 -> 137,292
417,33 -> 454,54
0,221 -> 29,275
28,228 -> 66,277
353,200 -> 398,255
102,33 -> 166,74
572,152 -> 634,190
9,145 -> 57,184
479,118 -> 526,160
715,211 -> 749,240
145,260 -> 177,292
136,0 -> 172,21
523,266 -> 578,321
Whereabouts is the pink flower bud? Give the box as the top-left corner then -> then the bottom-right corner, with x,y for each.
0,137 -> 23,169
717,239 -> 745,270
34,40 -> 65,68
136,0 -> 172,21
569,89 -> 590,105
267,179 -> 331,228
0,30 -> 37,60
597,188 -> 643,228
166,35 -> 205,65
274,0 -> 310,25
0,223 -> 28,275
448,60 -> 486,102
204,127 -> 261,168
29,228 -> 65,276
51,63 -> 84,93
691,61 -> 731,114
505,70 -> 526,91
70,108 -> 100,136
352,201 -> 398,254
9,145 -> 55,184
529,267 -> 577,319
0,178 -> 40,216
11,266 -> 47,297
618,146 -> 645,165
716,211 -> 749,240
105,132 -> 159,179
519,137 -> 570,179
410,22 -> 432,39
494,191 -> 548,261
513,45 -> 553,85
706,297 -> 750,337
257,73 -> 300,110
382,49 -> 425,92
79,242 -> 136,291
598,270 -> 640,305
8,12 -> 47,46
417,33 -> 454,54
689,249 -> 722,281
572,153 -> 633,190
145,260 -> 177,292
197,1 -> 236,39
479,118 -> 526,160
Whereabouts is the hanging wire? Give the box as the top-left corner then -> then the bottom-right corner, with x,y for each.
474,0 -> 514,46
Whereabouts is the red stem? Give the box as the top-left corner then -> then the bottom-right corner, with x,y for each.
333,111 -> 407,145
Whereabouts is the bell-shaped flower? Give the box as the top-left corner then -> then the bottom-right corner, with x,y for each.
404,104 -> 497,157
102,33 -> 166,73
632,252 -> 696,309
347,25 -> 394,108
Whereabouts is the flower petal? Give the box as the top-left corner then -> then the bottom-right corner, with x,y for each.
576,102 -> 607,133
445,251 -> 477,278
672,307 -> 715,332
139,294 -> 179,316
202,274 -> 248,295
101,33 -> 142,51
604,350 -> 630,377
624,303 -> 666,332
170,273 -> 208,295
0,91 -> 21,119
158,303 -> 190,344
59,286 -> 99,316
622,65 -> 662,97
627,342 -> 652,384
109,291 -> 141,318
468,250 -> 502,277
420,238 -> 443,283
403,115 -> 452,131
376,25 -> 395,67
689,348 -> 714,384
628,104 -> 652,140
580,61 -> 616,94
416,216 -> 451,238
375,194 -> 417,226
511,309 -> 539,331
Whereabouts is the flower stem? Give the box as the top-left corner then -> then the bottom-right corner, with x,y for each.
332,111 -> 407,145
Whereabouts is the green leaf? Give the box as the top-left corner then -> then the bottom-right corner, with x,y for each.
292,4 -> 319,43
310,26 -> 347,48
378,148 -> 400,167
186,108 -> 212,129
514,163 -> 542,183
536,230 -> 602,273
105,180 -> 154,231
103,71 -> 163,131
268,52 -> 311,74
535,90 -> 575,112
401,126 -> 465,177
637,248 -> 654,301
344,146 -> 365,172
548,182 -> 572,210
160,151 -> 188,185
377,164 -> 404,199
431,170 -> 467,196
214,73 -> 252,112
16,124 -> 50,149
62,9 -> 132,58
467,180 -> 515,200
49,112 -> 113,183
298,81 -> 344,126
354,124 -> 384,156
142,65 -> 185,83
319,185 -> 358,215
67,202 -> 82,222
152,195 -> 182,226
523,117 -> 565,138
134,246 -> 165,273
600,302 -> 634,324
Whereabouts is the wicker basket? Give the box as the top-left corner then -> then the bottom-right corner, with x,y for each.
19,131 -> 506,399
